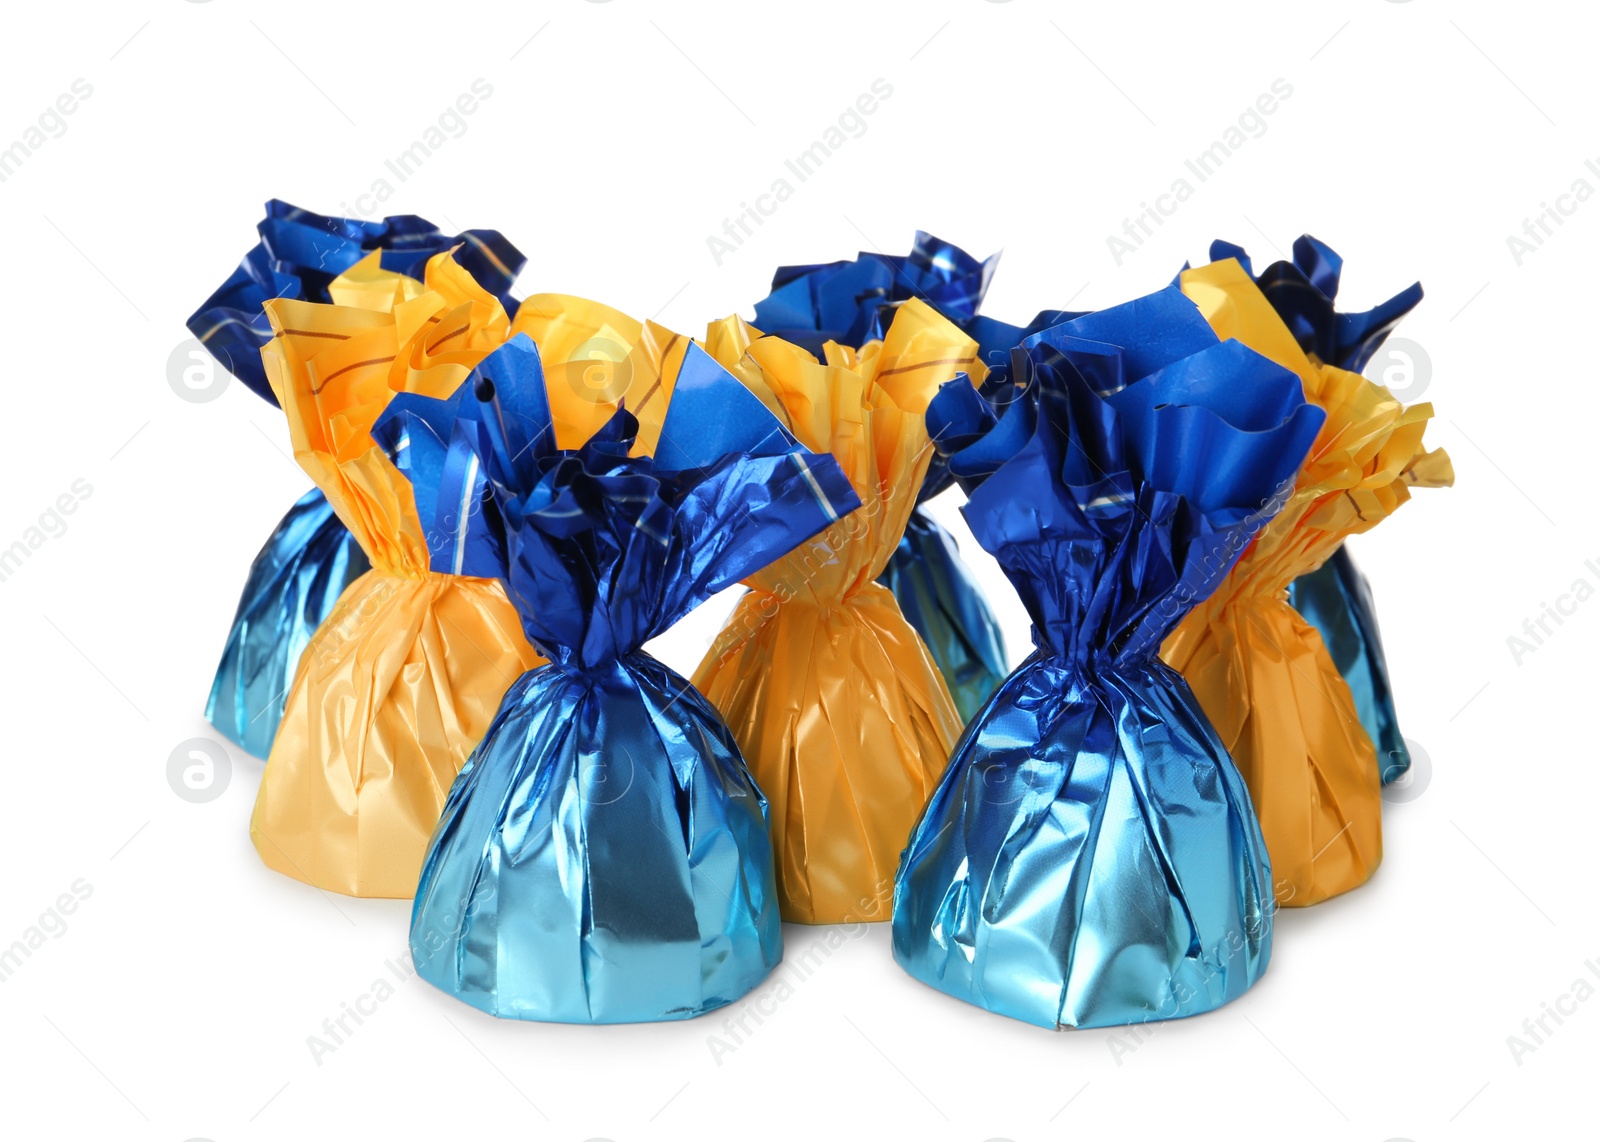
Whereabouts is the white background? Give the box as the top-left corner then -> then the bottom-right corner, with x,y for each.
0,1 -> 1591,1139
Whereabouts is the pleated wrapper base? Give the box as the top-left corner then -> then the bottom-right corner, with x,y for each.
249,252 -> 542,898
384,332 -> 861,1021
1163,257 -> 1452,907
205,487 -> 369,758
255,571 -> 537,896
694,302 -> 980,924
1198,235 -> 1448,787
411,656 -> 782,1022
893,288 -> 1324,1029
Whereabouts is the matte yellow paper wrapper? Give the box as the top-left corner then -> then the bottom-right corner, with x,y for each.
694,300 -> 979,924
1162,259 -> 1453,907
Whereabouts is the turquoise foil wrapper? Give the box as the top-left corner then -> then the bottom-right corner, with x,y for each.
204,488 -> 368,758
893,288 -> 1325,1030
410,655 -> 781,1023
189,200 -> 524,756
880,506 -> 1007,724
376,336 -> 860,1023
1197,235 -> 1422,783
1288,546 -> 1408,783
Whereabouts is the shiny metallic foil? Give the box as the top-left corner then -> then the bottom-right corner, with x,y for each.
249,253 -> 542,898
1288,548 -> 1410,783
696,303 -> 980,924
386,334 -> 859,1022
191,200 -> 525,757
411,658 -> 782,1022
1164,258 -> 1453,907
1212,235 -> 1442,789
879,506 -> 1006,724
205,488 -> 368,758
750,230 -> 998,354
748,233 -> 1011,727
895,287 -> 1324,1029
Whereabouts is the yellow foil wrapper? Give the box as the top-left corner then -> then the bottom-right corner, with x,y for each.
252,253 -> 542,898
509,294 -> 689,452
1162,258 -> 1454,907
693,300 -> 981,924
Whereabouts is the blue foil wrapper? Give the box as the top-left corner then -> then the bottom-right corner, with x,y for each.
189,199 -> 524,404
190,200 -> 525,756
892,288 -> 1325,1030
376,336 -> 860,1022
752,230 -> 999,355
1287,546 -> 1409,782
880,506 -> 1007,724
1199,235 -> 1422,782
204,488 -> 369,758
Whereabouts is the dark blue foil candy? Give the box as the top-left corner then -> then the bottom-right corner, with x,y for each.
892,288 -> 1325,1030
376,335 -> 860,1022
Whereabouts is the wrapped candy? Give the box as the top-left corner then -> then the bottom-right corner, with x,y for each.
1290,547 -> 1411,782
751,234 -> 1010,722
249,251 -> 542,897
190,200 -> 524,757
893,289 -> 1324,1030
506,292 -> 689,453
202,489 -> 368,759
1162,256 -> 1452,906
879,481 -> 1007,723
751,230 -> 998,357
695,300 -> 979,923
1197,236 -> 1443,785
382,335 -> 860,1022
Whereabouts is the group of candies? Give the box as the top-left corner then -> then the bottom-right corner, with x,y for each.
191,202 -> 1450,1029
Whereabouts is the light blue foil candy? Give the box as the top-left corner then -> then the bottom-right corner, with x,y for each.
376,336 -> 859,1023
879,506 -> 1007,724
204,489 -> 368,758
893,288 -> 1325,1030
